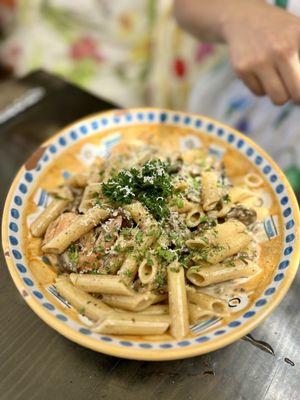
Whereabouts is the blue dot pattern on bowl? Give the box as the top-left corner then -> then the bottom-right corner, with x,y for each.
33,290 -> 43,299
24,172 -> 33,182
56,314 -> 67,321
11,208 -> 20,219
16,263 -> 26,273
9,222 -> 18,232
5,109 -> 297,350
79,328 -> 91,335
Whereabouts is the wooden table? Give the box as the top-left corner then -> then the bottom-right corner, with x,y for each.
0,71 -> 299,400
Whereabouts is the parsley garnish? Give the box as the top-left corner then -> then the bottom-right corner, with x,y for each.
79,307 -> 85,315
95,245 -> 105,255
104,233 -> 113,242
156,246 -> 177,263
135,231 -> 143,244
199,215 -> 208,224
102,159 -> 173,220
155,273 -> 165,287
123,269 -> 132,277
53,194 -> 67,200
176,197 -> 184,209
222,194 -> 231,203
146,255 -> 154,266
68,244 -> 79,265
121,228 -> 131,237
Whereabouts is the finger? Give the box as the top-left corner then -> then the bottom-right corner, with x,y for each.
277,52 -> 300,104
241,73 -> 265,96
257,67 -> 290,105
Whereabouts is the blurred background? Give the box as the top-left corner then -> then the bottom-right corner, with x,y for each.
0,0 -> 225,109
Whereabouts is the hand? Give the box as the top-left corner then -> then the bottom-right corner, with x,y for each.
222,0 -> 300,105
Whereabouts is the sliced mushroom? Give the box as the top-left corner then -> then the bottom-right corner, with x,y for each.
226,205 -> 257,226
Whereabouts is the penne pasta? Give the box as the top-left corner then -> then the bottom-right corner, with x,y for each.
187,289 -> 228,315
137,304 -> 169,315
118,256 -> 138,284
201,170 -> 224,211
92,312 -> 170,335
69,273 -> 135,296
55,275 -> 111,320
244,173 -> 264,188
138,257 -> 158,285
66,158 -> 105,187
104,231 -> 137,274
31,187 -> 73,237
173,181 -> 189,192
186,207 -> 203,228
170,199 -> 195,213
229,186 -> 255,203
186,219 -> 252,263
101,292 -> 166,311
124,202 -> 158,232
186,260 -> 261,287
167,261 -> 189,339
42,206 -> 109,254
188,303 -> 215,325
79,183 -> 102,213
66,172 -> 89,188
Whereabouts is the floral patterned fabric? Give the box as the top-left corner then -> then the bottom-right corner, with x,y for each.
0,0 -> 223,108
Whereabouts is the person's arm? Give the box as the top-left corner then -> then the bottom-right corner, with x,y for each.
174,0 -> 300,105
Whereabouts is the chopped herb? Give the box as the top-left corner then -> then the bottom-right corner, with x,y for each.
135,231 -> 143,244
199,160 -> 206,168
79,307 -> 85,315
91,269 -> 107,275
190,265 -> 201,272
124,269 -> 132,277
146,256 -> 154,266
238,254 -> 249,264
199,215 -> 208,224
176,197 -> 184,209
192,178 -> 200,191
121,227 -> 131,237
170,266 -> 180,273
222,194 -> 231,203
225,260 -> 235,267
147,228 -> 161,238
156,246 -> 177,263
96,245 -> 105,255
53,194 -> 67,200
91,269 -> 99,274
68,244 -> 79,265
199,236 -> 209,245
104,233 -> 113,242
113,244 -> 121,253
155,274 -> 165,287
102,159 -> 173,220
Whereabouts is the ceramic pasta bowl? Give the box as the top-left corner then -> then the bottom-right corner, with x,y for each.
2,108 -> 300,360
